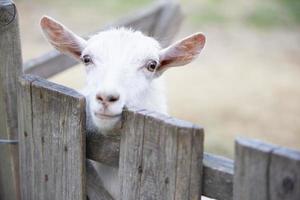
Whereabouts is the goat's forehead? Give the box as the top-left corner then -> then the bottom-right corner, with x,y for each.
84,28 -> 161,62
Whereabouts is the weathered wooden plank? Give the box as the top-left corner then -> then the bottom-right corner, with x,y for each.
17,74 -> 39,200
18,75 -> 86,200
119,108 -> 148,200
119,109 -> 204,200
269,147 -> 300,200
23,50 -> 77,78
86,121 -> 235,200
173,120 -> 203,200
86,160 -> 114,200
202,153 -> 233,200
23,1 -> 182,78
138,112 -> 178,200
87,134 -> 120,167
233,138 -> 276,200
0,1 -> 22,199
234,138 -> 300,200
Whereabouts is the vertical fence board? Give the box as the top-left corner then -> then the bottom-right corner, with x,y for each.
269,148 -> 300,200
18,75 -> 86,200
0,1 -> 22,199
174,127 -> 194,200
189,128 -> 204,200
119,109 -> 204,200
138,113 -> 179,200
234,138 -> 300,200
17,75 -> 39,200
119,109 -> 147,200
233,139 -> 274,200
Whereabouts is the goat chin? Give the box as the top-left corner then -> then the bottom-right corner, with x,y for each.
91,114 -> 122,134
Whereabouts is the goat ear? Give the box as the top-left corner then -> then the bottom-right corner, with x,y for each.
158,33 -> 205,73
40,16 -> 87,60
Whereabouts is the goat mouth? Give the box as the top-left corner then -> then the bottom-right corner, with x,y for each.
94,112 -> 121,120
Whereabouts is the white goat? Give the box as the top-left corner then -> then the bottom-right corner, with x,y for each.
40,16 -> 205,199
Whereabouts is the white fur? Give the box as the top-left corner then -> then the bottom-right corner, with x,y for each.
81,28 -> 167,135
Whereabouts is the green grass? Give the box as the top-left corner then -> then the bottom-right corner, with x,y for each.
190,6 -> 228,25
278,0 -> 300,24
245,5 -> 287,28
18,0 -> 153,18
182,0 -> 299,29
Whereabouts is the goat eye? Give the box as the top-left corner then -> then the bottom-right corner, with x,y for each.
146,60 -> 158,72
82,55 -> 92,65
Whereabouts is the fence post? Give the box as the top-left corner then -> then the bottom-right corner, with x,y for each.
18,75 -> 86,200
233,138 -> 300,200
0,0 -> 22,199
119,108 -> 204,200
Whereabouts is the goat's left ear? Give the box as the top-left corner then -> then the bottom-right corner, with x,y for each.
40,16 -> 87,60
158,33 -> 205,73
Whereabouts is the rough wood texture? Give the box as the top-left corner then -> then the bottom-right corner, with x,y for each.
0,1 -> 22,199
234,139 -> 275,200
269,147 -> 300,200
86,125 -> 234,200
18,75 -> 86,200
87,134 -> 120,167
23,50 -> 77,78
119,108 -> 204,200
203,153 -> 233,200
23,1 -> 182,78
234,138 -> 300,200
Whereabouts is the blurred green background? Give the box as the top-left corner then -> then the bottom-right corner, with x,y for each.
16,0 -> 300,158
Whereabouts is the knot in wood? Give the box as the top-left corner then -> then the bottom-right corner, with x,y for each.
164,177 -> 169,184
0,4 -> 16,27
282,176 -> 294,195
138,165 -> 143,174
44,174 -> 48,182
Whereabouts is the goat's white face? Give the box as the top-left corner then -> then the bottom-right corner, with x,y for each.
83,29 -> 162,130
40,16 -> 206,132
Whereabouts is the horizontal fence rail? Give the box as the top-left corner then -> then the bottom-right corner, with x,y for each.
23,0 -> 182,78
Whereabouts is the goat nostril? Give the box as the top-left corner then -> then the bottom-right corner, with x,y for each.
107,95 -> 120,103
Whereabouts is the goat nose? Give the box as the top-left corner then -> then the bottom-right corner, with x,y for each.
96,93 -> 120,103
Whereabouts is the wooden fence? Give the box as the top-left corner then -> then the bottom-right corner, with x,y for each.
0,1 -> 299,200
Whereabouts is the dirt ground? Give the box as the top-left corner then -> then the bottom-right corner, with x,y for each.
17,0 -> 300,157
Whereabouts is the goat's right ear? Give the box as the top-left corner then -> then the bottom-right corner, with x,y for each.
40,16 -> 87,60
157,33 -> 205,74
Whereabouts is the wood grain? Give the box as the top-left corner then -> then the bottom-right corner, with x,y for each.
119,109 -> 204,200
234,138 -> 275,200
18,75 -> 86,200
269,147 -> 300,200
202,153 -> 233,200
0,1 -> 22,199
